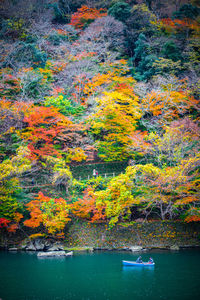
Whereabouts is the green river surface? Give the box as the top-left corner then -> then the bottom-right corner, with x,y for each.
0,249 -> 200,300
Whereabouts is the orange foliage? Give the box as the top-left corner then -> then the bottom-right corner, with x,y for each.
141,90 -> 199,124
70,5 -> 107,30
24,192 -> 70,236
70,187 -> 106,222
161,18 -> 199,35
22,106 -> 86,161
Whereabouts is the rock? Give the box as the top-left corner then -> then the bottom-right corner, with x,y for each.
47,245 -> 60,251
47,242 -> 64,251
121,247 -> 131,251
34,239 -> 45,251
26,243 -> 36,251
43,240 -> 51,250
129,246 -> 143,252
170,245 -> 180,251
66,251 -> 73,256
54,242 -> 64,250
8,247 -> 18,251
20,239 -> 30,250
37,251 -> 73,258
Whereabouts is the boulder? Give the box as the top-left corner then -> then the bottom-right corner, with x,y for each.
47,242 -> 64,251
8,247 -> 18,251
129,246 -> 143,252
47,245 -> 60,251
37,251 -> 73,258
26,243 -> 36,251
34,239 -> 45,251
20,239 -> 30,250
170,245 -> 180,251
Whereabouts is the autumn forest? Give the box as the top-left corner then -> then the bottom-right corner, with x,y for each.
0,0 -> 200,240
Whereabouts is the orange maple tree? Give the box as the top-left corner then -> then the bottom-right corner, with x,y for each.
24,192 -> 70,237
70,187 -> 106,222
70,5 -> 107,30
21,105 -> 87,162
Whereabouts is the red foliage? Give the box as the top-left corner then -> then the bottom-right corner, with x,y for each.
70,187 -> 106,222
0,218 -> 10,228
70,5 -> 107,30
22,106 -> 69,160
22,105 -> 87,161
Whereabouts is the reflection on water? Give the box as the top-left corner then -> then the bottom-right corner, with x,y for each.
122,265 -> 155,271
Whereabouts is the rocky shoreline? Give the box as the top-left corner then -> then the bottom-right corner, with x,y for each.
5,242 -> 200,253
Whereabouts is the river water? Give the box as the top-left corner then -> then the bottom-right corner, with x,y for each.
0,250 -> 200,300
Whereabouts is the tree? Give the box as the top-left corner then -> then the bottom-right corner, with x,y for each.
144,118 -> 200,167
46,156 -> 73,193
133,33 -> 157,81
70,5 -> 107,30
153,57 -> 183,76
161,40 -> 182,62
78,16 -> 125,60
21,105 -> 87,162
88,75 -> 142,161
70,186 -> 106,222
108,2 -> 131,23
24,192 -> 70,237
173,4 -> 200,20
140,89 -> 199,128
0,146 -> 31,221
126,158 -> 200,221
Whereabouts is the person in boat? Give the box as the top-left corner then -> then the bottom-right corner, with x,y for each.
148,257 -> 154,264
136,256 -> 143,263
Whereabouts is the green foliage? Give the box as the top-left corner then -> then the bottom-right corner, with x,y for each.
52,2 -> 68,23
133,33 -> 157,80
44,94 -> 85,116
173,4 -> 200,20
47,27 -> 77,45
129,4 -> 158,36
47,31 -> 68,46
153,58 -> 183,76
162,40 -> 182,62
0,178 -> 21,219
19,68 -> 52,101
108,2 -> 131,23
3,42 -> 47,69
0,18 -> 27,40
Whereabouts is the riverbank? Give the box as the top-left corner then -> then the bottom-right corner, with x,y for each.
1,220 -> 200,251
65,220 -> 200,250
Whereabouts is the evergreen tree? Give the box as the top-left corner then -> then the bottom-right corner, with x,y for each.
108,2 -> 131,23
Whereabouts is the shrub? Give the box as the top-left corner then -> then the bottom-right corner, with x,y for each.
108,1 -> 131,23
44,94 -> 85,116
0,18 -> 27,40
3,42 -> 47,69
47,26 -> 77,45
19,67 -> 52,101
52,2 -> 68,23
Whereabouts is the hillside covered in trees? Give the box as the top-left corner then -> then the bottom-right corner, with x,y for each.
0,0 -> 199,240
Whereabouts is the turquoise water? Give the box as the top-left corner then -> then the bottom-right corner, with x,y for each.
0,250 -> 200,300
